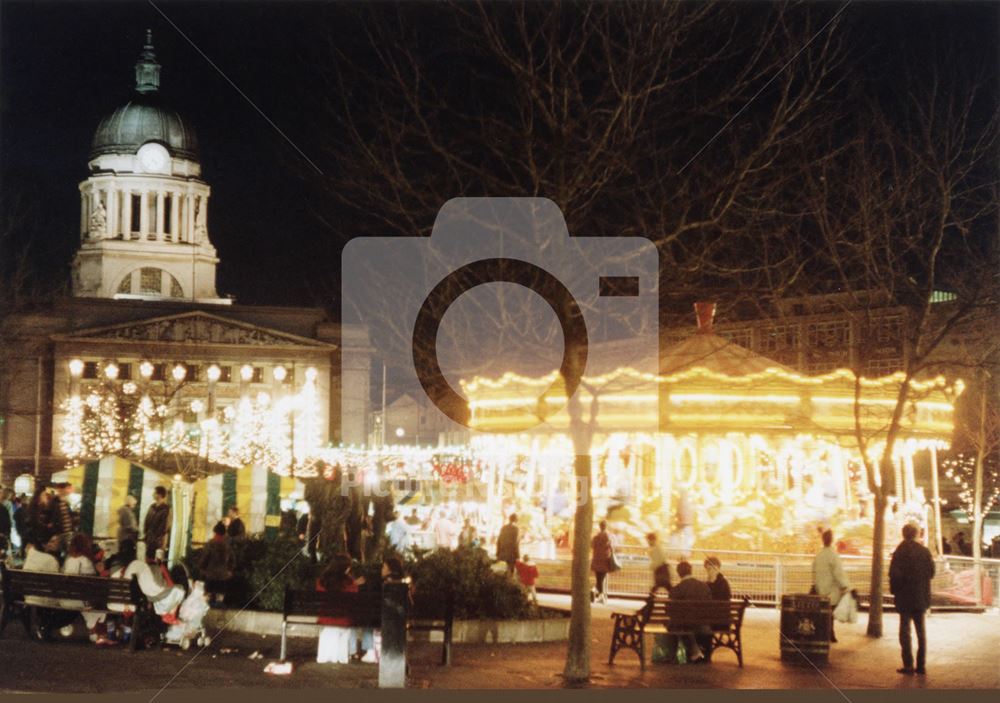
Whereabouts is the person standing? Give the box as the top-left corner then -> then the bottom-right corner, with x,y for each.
386,512 -> 412,553
52,483 -> 76,553
225,506 -> 246,542
890,523 -> 935,675
812,529 -> 850,643
200,522 -> 236,606
515,554 -> 540,604
117,495 -> 139,545
496,513 -> 520,576
704,556 -> 732,600
0,487 -> 13,555
675,489 -> 695,558
143,486 -> 171,561
646,532 -> 672,593
590,520 -> 614,604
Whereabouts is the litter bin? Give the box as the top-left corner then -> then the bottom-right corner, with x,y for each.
780,594 -> 831,665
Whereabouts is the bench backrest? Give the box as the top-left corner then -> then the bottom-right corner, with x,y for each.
284,588 -> 383,627
642,597 -> 746,630
1,563 -> 139,609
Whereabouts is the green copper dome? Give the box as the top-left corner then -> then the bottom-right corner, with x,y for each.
89,31 -> 199,162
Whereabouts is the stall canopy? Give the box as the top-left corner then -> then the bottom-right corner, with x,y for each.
190,464 -> 304,543
53,455 -> 173,539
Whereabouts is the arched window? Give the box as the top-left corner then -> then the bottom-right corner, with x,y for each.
116,268 -> 185,298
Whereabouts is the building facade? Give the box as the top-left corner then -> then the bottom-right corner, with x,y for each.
0,33 -> 371,485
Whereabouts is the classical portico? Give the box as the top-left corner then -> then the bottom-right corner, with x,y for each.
72,31 -> 225,303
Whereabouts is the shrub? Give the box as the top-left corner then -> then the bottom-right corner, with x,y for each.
184,538 -> 535,619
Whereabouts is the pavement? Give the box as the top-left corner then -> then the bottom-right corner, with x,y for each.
0,594 -> 997,693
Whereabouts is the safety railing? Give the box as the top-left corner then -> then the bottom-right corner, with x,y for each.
536,548 -> 1000,610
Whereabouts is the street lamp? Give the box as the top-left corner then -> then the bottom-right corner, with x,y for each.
207,364 -> 222,383
139,361 -> 154,379
273,366 -> 288,383
172,364 -> 187,382
104,363 -> 119,380
68,359 -> 84,377
240,364 -> 254,382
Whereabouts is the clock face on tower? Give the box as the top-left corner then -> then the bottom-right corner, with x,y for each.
136,142 -> 170,174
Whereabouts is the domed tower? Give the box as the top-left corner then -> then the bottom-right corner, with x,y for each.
72,31 -> 225,303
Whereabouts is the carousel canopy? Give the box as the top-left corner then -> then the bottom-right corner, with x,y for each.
462,304 -> 963,444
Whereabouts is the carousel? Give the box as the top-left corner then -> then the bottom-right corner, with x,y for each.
460,304 -> 964,556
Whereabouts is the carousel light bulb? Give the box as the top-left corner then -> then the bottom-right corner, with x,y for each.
69,359 -> 85,377
172,364 -> 187,382
207,364 -> 222,382
240,364 -> 254,382
104,363 -> 119,380
139,361 -> 154,379
273,366 -> 288,382
305,367 -> 318,382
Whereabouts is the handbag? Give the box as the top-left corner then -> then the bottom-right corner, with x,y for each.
833,590 -> 858,623
608,548 -> 622,573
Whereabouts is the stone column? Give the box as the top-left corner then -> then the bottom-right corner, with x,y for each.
139,191 -> 149,237
108,187 -> 118,238
80,191 -> 88,238
169,192 -> 180,241
186,193 -> 195,243
122,189 -> 132,239
156,191 -> 165,239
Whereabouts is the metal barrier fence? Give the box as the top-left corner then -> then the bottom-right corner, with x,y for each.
536,548 -> 1000,610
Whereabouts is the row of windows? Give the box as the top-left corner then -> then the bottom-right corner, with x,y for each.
74,361 -> 295,385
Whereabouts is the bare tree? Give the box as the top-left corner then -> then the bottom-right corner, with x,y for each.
303,0 -> 849,680
791,63 -> 999,635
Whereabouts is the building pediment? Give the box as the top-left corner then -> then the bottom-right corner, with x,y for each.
51,311 -> 334,349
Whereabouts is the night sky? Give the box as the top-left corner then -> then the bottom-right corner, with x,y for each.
1,1 -> 997,311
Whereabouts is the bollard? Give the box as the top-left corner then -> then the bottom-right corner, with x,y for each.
379,580 -> 410,688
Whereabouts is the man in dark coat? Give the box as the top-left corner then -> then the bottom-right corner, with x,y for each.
496,513 -> 520,576
666,560 -> 713,662
143,486 -> 171,561
889,523 -> 935,675
225,506 -> 246,541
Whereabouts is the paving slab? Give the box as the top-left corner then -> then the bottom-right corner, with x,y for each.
0,595 -> 996,692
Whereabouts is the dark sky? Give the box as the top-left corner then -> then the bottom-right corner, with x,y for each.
1,1 -> 997,310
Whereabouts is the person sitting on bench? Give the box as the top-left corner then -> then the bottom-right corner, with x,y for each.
664,560 -> 713,663
315,553 -> 364,664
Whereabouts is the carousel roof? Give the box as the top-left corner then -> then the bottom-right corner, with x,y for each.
461,303 -> 963,442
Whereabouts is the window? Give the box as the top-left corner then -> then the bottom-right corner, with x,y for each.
151,363 -> 166,381
118,275 -> 132,294
719,328 -> 752,349
169,278 -> 184,298
140,267 -> 162,295
163,195 -> 172,235
118,363 -> 132,380
252,367 -> 264,383
131,194 -> 141,233
185,364 -> 200,382
83,361 -> 99,379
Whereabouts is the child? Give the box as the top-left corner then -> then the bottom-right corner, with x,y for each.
515,554 -> 539,604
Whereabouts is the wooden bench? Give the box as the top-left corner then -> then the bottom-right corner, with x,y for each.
0,563 -> 152,651
609,595 -> 748,670
280,587 -> 454,666
280,588 -> 383,661
408,591 -> 455,666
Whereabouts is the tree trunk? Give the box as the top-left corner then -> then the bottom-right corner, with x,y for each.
866,492 -> 887,637
563,451 -> 593,683
972,377 -> 987,603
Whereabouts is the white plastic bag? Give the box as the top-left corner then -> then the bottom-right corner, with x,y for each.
833,590 -> 858,623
